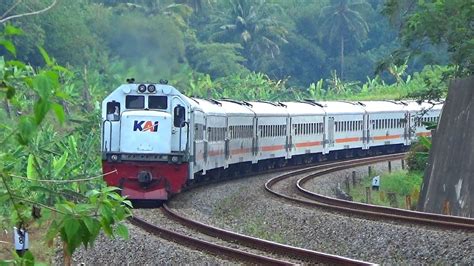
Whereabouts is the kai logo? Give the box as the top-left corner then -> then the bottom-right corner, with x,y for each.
133,120 -> 159,132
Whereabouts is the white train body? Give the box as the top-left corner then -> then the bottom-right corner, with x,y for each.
101,82 -> 442,200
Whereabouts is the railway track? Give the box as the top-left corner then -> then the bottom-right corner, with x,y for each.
130,205 -> 372,265
265,153 -> 474,230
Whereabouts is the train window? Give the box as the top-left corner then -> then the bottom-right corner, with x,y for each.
106,101 -> 120,121
173,105 -> 186,127
149,96 -> 168,109
126,95 -> 144,109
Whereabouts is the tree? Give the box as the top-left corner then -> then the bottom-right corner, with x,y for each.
186,42 -> 248,78
0,23 -> 131,265
319,0 -> 370,80
382,0 -> 473,76
209,0 -> 288,71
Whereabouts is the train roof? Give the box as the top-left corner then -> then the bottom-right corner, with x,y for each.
191,98 -> 227,116
246,101 -> 289,116
404,100 -> 443,112
358,101 -> 408,113
318,101 -> 366,115
218,100 -> 255,116
282,101 -> 326,116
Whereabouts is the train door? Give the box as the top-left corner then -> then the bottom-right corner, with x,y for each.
403,112 -> 410,145
204,116 -> 208,163
328,117 -> 335,147
287,117 -> 292,153
407,112 -> 416,143
252,117 -> 258,163
363,114 -> 370,149
171,97 -> 188,153
224,116 -> 230,162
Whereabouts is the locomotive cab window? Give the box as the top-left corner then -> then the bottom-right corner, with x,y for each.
106,101 -> 120,121
149,96 -> 168,109
126,95 -> 145,109
174,105 -> 186,127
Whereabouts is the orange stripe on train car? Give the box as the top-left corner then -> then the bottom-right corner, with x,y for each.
416,132 -> 432,137
295,141 -> 322,148
208,150 -> 224,157
335,137 -> 361,143
372,134 -> 402,141
230,148 -> 252,155
261,145 -> 285,152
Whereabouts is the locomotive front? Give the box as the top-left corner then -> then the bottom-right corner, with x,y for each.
101,82 -> 190,200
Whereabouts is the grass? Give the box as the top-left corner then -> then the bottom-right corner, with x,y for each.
348,170 -> 423,209
0,222 -> 54,263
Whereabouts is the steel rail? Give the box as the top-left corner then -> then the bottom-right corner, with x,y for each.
128,215 -> 293,265
264,153 -> 474,230
296,166 -> 474,230
161,204 -> 373,265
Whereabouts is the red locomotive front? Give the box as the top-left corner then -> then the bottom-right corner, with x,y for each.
101,82 -> 190,200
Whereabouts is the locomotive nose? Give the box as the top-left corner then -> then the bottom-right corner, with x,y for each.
137,171 -> 153,185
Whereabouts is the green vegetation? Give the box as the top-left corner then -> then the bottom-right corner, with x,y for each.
349,170 -> 423,209
405,136 -> 432,172
0,26 -> 131,264
0,0 -> 471,263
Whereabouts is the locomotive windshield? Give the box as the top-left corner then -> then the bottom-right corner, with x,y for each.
126,95 -> 145,109
149,96 -> 168,109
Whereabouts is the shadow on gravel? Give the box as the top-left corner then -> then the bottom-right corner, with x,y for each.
130,200 -> 164,209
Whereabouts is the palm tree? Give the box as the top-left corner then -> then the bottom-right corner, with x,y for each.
210,0 -> 288,70
319,0 -> 369,80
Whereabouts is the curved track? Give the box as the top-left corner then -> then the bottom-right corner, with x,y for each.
130,205 -> 372,265
265,154 -> 474,230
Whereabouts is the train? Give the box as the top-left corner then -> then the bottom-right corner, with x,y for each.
101,81 -> 442,200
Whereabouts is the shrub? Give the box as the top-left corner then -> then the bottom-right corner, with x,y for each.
405,137 -> 431,171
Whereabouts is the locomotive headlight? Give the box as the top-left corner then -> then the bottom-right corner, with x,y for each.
147,84 -> 156,93
111,154 -> 118,161
138,84 -> 147,93
171,156 -> 179,163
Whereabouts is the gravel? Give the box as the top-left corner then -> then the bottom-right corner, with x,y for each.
305,159 -> 403,197
169,163 -> 474,264
59,159 -> 474,264
54,222 -> 232,265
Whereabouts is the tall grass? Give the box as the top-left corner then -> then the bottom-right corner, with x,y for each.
349,170 -> 423,209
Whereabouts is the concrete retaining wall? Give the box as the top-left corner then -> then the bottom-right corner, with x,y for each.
418,76 -> 474,217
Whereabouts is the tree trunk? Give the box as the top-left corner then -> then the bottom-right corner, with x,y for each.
82,66 -> 93,112
3,98 -> 11,119
340,35 -> 344,81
